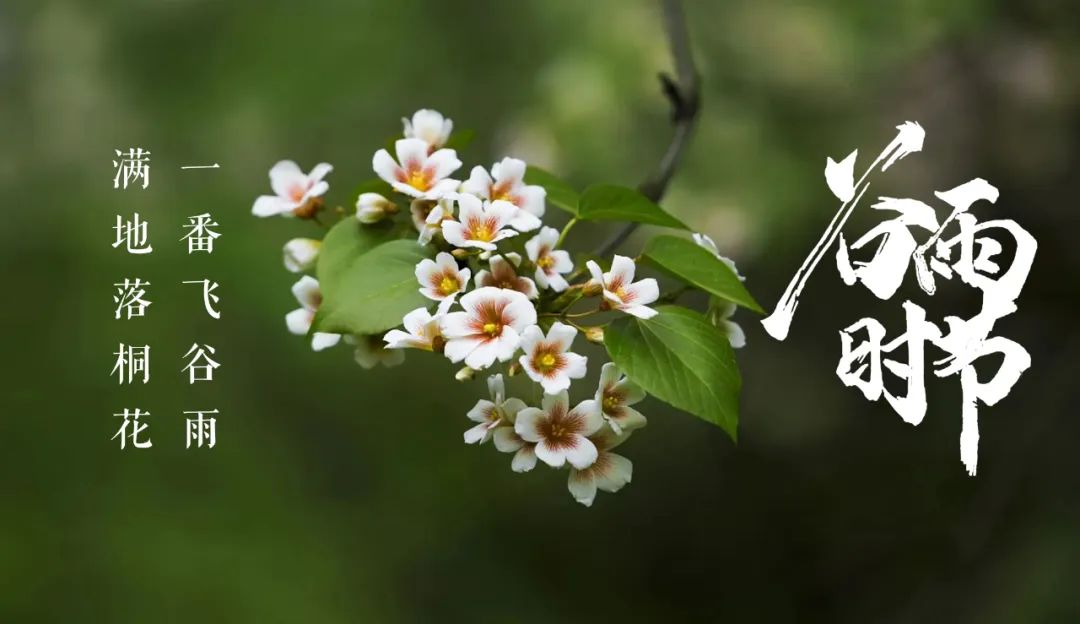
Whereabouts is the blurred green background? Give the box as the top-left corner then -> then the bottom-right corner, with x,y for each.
2,0 -> 1078,621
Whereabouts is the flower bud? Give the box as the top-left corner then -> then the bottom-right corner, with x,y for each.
451,248 -> 471,259
584,326 -> 605,344
356,192 -> 396,224
283,238 -> 321,273
507,362 -> 522,377
582,281 -> 603,297
292,195 -> 324,219
455,366 -> 475,382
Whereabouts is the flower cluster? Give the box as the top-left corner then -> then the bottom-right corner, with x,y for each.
252,108 -> 745,506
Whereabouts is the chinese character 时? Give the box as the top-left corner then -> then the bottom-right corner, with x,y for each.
182,279 -> 221,319
111,343 -> 150,384
180,213 -> 221,254
181,343 -> 220,384
113,278 -> 152,320
112,148 -> 151,190
112,408 -> 152,449
112,213 -> 153,254
185,409 -> 219,449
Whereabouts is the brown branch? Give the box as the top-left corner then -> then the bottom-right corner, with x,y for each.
595,0 -> 700,258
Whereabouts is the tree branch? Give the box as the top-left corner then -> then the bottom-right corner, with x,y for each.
595,0 -> 700,258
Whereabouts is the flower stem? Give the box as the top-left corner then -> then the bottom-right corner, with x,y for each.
556,217 -> 578,249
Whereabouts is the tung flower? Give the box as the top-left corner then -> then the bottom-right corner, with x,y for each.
415,252 -> 470,314
252,160 -> 332,218
373,138 -> 461,200
440,287 -> 537,370
284,276 -> 341,351
514,390 -> 602,469
411,199 -> 450,245
383,307 -> 444,352
464,374 -> 527,445
441,194 -> 518,251
707,299 -> 746,349
283,238 -> 320,273
356,192 -> 396,224
402,109 -> 453,151
524,226 -> 574,292
519,322 -> 588,395
474,254 -> 538,299
594,362 -> 647,434
461,157 -> 545,231
347,334 -> 405,369
586,255 -> 659,319
567,427 -> 633,507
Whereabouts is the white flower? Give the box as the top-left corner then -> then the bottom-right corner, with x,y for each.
474,254 -> 538,299
283,238 -> 320,273
415,252 -> 470,314
586,255 -> 660,319
464,374 -> 527,445
524,226 -> 574,292
460,157 -> 545,231
356,192 -> 395,224
441,194 -> 518,251
518,322 -> 588,395
692,233 -> 746,281
284,276 -> 341,351
594,362 -> 647,434
707,299 -> 746,349
383,307 -> 444,351
252,160 -> 332,217
411,199 -> 450,245
440,287 -> 537,370
372,138 -> 461,200
514,390 -> 602,469
567,427 -> 633,507
346,334 -> 405,369
402,109 -> 453,151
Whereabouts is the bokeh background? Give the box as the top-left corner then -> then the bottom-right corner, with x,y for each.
2,0 -> 1078,621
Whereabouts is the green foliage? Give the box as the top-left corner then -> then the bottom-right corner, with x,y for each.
604,305 -> 741,440
524,166 -> 580,215
643,235 -> 763,312
577,184 -> 688,229
314,222 -> 432,336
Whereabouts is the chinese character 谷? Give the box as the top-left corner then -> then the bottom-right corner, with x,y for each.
111,343 -> 150,384
185,409 -> 219,448
112,408 -> 152,449
182,279 -> 221,319
112,213 -> 153,254
181,343 -> 220,383
112,148 -> 151,190
180,213 -> 221,254
113,278 -> 152,320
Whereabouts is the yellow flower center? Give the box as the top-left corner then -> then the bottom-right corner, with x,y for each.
538,352 -> 557,372
407,170 -> 431,192
603,393 -> 620,412
472,223 -> 494,242
537,255 -> 554,270
438,275 -> 459,296
482,322 -> 500,337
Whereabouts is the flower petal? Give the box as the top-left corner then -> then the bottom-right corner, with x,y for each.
567,469 -> 598,507
514,407 -> 545,443
372,149 -> 401,184
511,445 -> 537,473
285,308 -> 312,336
562,435 -> 599,469
312,332 -> 341,352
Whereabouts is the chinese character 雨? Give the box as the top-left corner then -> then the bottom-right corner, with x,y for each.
185,409 -> 219,448
112,408 -> 152,449
181,213 -> 221,254
112,213 -> 153,254
182,279 -> 221,319
113,148 -> 151,190
113,278 -> 152,320
181,343 -> 220,383
111,343 -> 150,384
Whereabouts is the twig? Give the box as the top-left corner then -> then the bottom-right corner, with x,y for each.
595,0 -> 700,258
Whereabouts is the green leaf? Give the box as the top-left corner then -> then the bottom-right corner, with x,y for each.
314,227 -> 431,335
524,166 -> 579,215
604,305 -> 741,440
643,235 -> 763,313
577,184 -> 688,230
